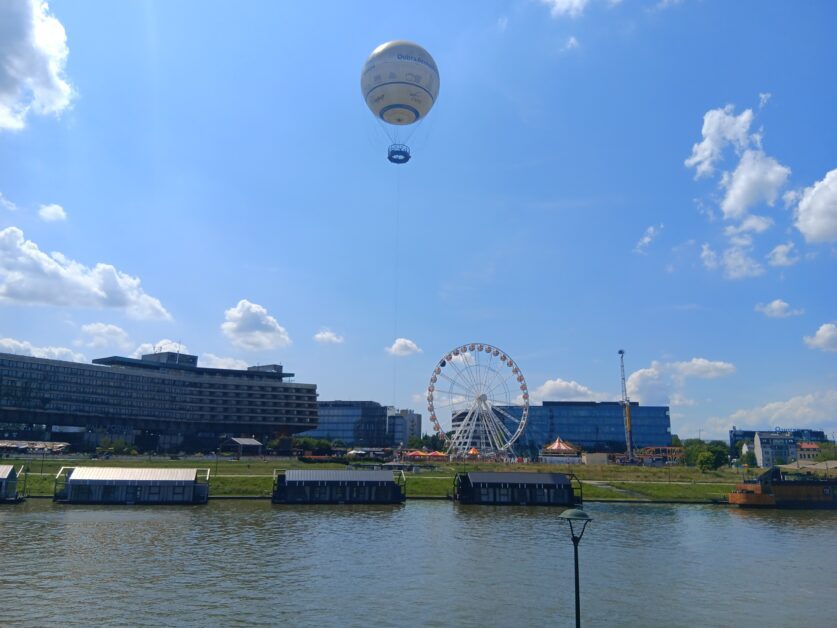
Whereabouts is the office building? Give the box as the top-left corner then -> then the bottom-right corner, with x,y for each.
0,351 -> 318,451
387,407 -> 422,447
729,426 -> 828,457
501,401 -> 671,456
300,401 -> 421,447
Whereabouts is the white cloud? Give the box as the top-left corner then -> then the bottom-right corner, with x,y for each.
0,0 -> 73,131
724,214 -> 772,236
794,168 -> 837,243
200,353 -> 248,370
0,226 -> 170,319
132,339 -> 189,358
685,105 -> 753,178
634,223 -> 663,254
221,299 -> 290,350
627,358 -> 735,405
78,322 -> 132,350
0,336 -> 84,362
562,36 -> 580,52
531,377 -> 609,403
766,242 -> 800,267
719,150 -> 790,220
0,192 -> 18,211
720,245 -> 763,279
758,92 -> 771,108
497,16 -> 508,32
700,243 -> 718,269
386,337 -> 422,357
449,352 -> 474,366
706,389 -> 837,438
540,0 -> 590,19
669,358 -> 736,381
627,363 -> 670,406
755,299 -> 803,319
313,328 -> 344,344
38,203 -> 65,221
783,189 -> 801,208
669,393 -> 696,407
803,323 -> 837,353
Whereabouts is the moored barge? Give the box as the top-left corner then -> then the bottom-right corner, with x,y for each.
272,469 -> 406,504
454,471 -> 581,506
728,467 -> 836,509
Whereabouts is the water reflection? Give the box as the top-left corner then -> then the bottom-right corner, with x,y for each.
0,501 -> 834,627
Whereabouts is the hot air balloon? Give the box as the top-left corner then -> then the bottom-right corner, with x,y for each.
361,40 -> 440,164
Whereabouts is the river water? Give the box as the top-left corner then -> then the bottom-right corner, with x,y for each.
1,500 -> 834,627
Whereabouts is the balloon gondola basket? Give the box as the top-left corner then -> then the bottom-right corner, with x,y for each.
387,144 -> 411,164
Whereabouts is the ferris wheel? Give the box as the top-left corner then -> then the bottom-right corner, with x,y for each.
426,343 -> 529,458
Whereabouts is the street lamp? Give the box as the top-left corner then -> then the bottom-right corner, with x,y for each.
559,507 -> 593,628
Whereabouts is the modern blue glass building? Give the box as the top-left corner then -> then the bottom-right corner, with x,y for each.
300,401 -> 421,447
501,401 -> 671,456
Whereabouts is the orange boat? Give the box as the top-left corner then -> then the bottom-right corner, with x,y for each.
729,467 -> 837,509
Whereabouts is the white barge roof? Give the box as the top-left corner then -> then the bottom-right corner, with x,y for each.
0,465 -> 14,480
67,467 -> 198,483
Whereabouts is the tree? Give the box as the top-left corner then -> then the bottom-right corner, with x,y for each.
683,439 -> 707,467
742,451 -> 757,467
670,434 -> 682,447
706,441 -> 730,469
292,437 -> 332,455
815,442 -> 837,462
696,451 -> 714,473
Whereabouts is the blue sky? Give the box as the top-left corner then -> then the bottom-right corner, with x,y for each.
1,0 -> 835,440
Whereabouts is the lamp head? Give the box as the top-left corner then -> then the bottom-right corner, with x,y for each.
559,507 -> 592,541
559,508 -> 592,522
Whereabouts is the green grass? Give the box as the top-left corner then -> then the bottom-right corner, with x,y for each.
209,475 -> 274,496
608,482 -> 735,501
405,475 -> 454,497
5,456 -> 743,502
577,483 -> 627,500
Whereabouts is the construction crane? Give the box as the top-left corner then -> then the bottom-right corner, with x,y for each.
618,349 -> 634,462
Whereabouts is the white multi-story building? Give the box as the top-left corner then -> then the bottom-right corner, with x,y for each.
754,432 -> 797,467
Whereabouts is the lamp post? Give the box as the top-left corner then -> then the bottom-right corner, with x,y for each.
559,507 -> 593,628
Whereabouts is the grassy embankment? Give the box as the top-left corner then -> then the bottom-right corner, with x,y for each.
5,456 -> 743,501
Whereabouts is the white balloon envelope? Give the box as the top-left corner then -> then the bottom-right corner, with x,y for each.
361,40 -> 440,126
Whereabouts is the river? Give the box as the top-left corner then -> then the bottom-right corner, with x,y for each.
0,500 -> 834,627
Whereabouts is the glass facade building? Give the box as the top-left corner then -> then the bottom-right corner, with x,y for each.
0,351 -> 318,451
500,401 -> 671,456
386,407 -> 422,447
300,401 -> 421,447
